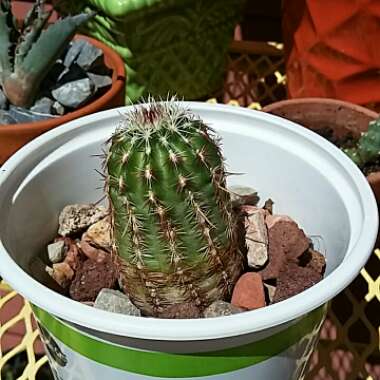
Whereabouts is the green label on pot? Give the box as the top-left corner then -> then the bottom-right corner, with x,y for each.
32,305 -> 326,378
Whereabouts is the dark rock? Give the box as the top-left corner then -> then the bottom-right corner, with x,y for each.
273,263 -> 322,304
30,97 -> 54,114
298,249 -> 326,275
0,88 -> 8,109
87,73 -> 112,90
76,41 -> 104,71
8,106 -> 55,123
69,255 -> 117,302
57,63 -> 87,84
203,301 -> 245,318
0,110 -> 17,125
63,40 -> 88,68
51,78 -> 95,109
160,303 -> 202,319
42,62 -> 66,90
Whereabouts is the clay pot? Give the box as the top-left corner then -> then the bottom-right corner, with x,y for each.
0,36 -> 126,164
263,98 -> 380,201
282,0 -> 380,107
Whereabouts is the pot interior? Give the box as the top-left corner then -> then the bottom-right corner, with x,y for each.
0,105 -> 367,288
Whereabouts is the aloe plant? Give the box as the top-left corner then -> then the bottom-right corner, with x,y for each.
0,0 -> 93,107
106,101 -> 243,317
343,118 -> 380,168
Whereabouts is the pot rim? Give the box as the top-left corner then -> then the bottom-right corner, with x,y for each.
262,97 -> 379,118
0,103 -> 377,341
0,35 -> 126,133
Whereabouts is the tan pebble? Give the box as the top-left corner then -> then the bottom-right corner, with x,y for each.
86,218 -> 111,250
80,236 -> 107,263
49,262 -> 74,288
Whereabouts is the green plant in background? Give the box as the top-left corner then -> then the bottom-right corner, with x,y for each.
106,100 -> 243,317
0,0 -> 92,107
55,0 -> 246,103
343,118 -> 380,168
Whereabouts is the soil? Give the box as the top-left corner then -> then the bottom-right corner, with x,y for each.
314,127 -> 380,176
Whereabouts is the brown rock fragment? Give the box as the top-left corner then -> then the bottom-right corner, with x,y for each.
259,215 -> 310,279
69,255 -> 117,302
160,303 -> 202,319
273,263 -> 323,304
231,272 -> 266,310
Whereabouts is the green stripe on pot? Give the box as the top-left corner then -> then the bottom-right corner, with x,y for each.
32,305 -> 326,378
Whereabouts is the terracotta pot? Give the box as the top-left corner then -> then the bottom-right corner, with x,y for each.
262,98 -> 380,201
282,0 -> 380,107
0,35 -> 126,164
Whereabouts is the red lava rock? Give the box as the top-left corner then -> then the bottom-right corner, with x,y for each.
305,249 -> 326,275
80,235 -> 108,263
259,215 -> 310,279
231,272 -> 266,310
64,241 -> 83,271
273,262 -> 323,304
69,255 -> 117,302
160,303 -> 202,319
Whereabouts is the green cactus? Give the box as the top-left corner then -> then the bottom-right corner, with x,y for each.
106,101 -> 243,317
0,0 -> 93,107
343,118 -> 380,168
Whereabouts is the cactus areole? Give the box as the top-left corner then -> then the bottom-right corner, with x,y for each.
0,0 -> 92,107
106,102 -> 243,317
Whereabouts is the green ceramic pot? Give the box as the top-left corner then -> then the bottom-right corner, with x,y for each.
58,0 -> 245,102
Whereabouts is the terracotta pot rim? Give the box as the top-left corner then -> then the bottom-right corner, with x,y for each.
0,35 -> 126,134
262,97 -> 379,118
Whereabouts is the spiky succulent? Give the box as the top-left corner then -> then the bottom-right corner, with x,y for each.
343,118 -> 380,168
106,101 -> 243,317
0,0 -> 93,107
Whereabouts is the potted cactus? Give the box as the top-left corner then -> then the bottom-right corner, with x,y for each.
107,102 -> 244,317
0,0 -> 126,164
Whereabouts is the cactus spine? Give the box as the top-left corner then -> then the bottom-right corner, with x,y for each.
343,118 -> 380,168
0,0 -> 93,107
106,101 -> 243,317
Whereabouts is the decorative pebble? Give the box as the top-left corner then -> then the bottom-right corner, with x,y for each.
8,106 -> 55,123
203,301 -> 245,318
76,41 -> 104,71
94,289 -> 141,316
47,240 -> 65,264
229,185 -> 259,207
263,283 -> 276,303
58,204 -> 108,236
241,205 -> 268,269
231,272 -> 266,310
52,101 -> 65,115
52,78 -> 95,108
80,236 -> 108,262
30,97 -> 54,114
259,215 -> 310,279
46,262 -> 74,288
0,110 -> 17,125
69,255 -> 117,302
63,40 -> 88,68
0,89 -> 7,109
273,263 -> 322,304
86,218 -> 111,250
87,73 -> 112,90
160,303 -> 202,319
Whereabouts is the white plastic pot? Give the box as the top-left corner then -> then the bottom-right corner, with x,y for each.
0,103 -> 377,380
